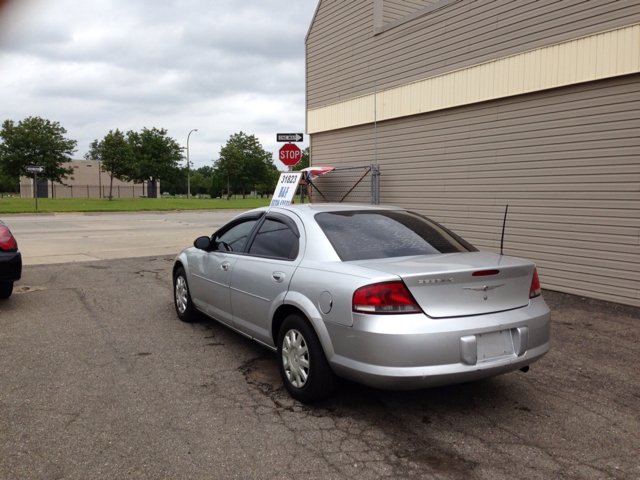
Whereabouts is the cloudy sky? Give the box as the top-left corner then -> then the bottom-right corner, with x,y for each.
0,0 -> 318,170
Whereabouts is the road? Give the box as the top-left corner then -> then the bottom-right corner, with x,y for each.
0,212 -> 638,479
4,210 -> 246,265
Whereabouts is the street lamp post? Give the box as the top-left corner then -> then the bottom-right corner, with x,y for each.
187,129 -> 197,199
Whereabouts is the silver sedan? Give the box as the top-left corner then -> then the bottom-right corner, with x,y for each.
173,204 -> 551,403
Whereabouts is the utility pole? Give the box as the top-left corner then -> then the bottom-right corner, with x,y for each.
187,129 -> 197,199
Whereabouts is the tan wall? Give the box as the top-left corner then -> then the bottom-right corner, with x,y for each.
306,0 -> 640,110
19,160 -> 159,198
310,74 -> 640,307
308,23 -> 640,133
66,161 -> 134,187
382,0 -> 436,25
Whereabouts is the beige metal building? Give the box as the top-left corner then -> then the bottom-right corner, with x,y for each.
20,160 -> 160,198
306,0 -> 640,307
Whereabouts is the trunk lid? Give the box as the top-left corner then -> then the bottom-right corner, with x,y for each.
351,252 -> 534,318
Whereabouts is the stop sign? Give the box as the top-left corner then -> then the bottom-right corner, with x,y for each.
279,143 -> 302,166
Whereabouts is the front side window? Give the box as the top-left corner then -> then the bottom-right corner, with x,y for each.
248,218 -> 299,260
315,210 -> 476,261
214,219 -> 258,252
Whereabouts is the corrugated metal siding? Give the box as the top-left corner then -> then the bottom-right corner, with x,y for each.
306,0 -> 640,110
383,0 -> 436,24
308,23 -> 640,133
309,75 -> 640,307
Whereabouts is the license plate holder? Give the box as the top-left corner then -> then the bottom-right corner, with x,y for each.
476,330 -> 514,362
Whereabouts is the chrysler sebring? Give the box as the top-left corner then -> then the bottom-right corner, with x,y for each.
173,204 -> 551,403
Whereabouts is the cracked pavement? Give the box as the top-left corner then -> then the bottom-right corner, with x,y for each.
0,256 -> 639,479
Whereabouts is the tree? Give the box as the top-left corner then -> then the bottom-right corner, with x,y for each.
215,132 -> 274,199
0,169 -> 19,194
84,139 -> 102,162
255,164 -> 280,198
191,166 -> 213,196
208,166 -> 227,198
100,129 -> 133,200
196,165 -> 213,178
159,167 -> 187,196
292,147 -> 310,171
0,116 -> 76,184
189,171 -> 208,195
126,127 -> 182,186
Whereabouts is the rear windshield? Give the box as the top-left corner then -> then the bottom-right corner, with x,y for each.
315,210 -> 476,261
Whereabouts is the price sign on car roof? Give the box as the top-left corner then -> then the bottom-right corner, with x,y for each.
270,172 -> 302,206
277,133 -> 303,142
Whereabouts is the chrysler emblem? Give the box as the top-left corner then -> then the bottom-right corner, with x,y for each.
463,284 -> 504,291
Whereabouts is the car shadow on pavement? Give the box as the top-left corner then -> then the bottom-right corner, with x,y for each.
235,343 -> 512,477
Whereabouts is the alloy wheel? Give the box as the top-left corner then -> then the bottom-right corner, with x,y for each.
175,276 -> 188,314
282,329 -> 310,388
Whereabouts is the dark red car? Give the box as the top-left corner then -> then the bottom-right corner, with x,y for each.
0,220 -> 21,299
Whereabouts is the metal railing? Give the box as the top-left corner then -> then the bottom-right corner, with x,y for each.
308,164 -> 380,204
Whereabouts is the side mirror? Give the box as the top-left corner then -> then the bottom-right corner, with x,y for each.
194,236 -> 211,250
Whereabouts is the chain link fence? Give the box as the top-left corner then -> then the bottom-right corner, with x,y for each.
308,164 -> 380,204
19,184 -> 156,199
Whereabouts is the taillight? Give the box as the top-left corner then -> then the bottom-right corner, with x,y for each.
0,225 -> 17,251
353,281 -> 422,314
529,268 -> 542,299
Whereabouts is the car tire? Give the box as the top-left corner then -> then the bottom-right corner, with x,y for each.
277,314 -> 338,403
173,267 -> 197,323
0,281 -> 13,299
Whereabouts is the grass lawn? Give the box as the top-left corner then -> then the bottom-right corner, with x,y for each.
0,197 -> 271,214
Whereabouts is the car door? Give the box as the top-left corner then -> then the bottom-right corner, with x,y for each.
188,215 -> 262,325
229,212 -> 304,346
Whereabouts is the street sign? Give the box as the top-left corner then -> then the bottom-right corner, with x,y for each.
270,172 -> 302,206
279,143 -> 302,166
26,166 -> 45,210
277,133 -> 303,142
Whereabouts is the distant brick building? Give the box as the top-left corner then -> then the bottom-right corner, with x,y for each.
20,160 -> 160,198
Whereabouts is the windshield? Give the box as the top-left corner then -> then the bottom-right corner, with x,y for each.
315,210 -> 476,261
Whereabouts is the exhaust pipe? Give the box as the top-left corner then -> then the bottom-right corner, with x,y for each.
520,366 -> 530,373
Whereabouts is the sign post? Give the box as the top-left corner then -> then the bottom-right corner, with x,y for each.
26,165 -> 45,210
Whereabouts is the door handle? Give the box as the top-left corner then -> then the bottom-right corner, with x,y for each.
221,262 -> 230,271
272,272 -> 285,283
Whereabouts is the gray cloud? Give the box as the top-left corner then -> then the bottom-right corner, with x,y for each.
0,0 -> 317,168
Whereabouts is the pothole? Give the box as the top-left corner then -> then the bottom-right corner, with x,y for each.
239,355 -> 286,398
13,286 -> 46,294
242,356 -> 281,388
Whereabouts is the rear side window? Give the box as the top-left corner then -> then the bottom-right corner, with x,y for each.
315,210 -> 476,261
248,219 -> 299,260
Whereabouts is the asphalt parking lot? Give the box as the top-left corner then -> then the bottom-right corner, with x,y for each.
1,211 -> 639,479
1,253 -> 639,479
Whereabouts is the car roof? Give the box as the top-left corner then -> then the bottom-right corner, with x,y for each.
269,203 -> 405,220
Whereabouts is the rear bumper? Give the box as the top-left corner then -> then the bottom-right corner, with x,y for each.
325,296 -> 551,390
0,251 -> 22,282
